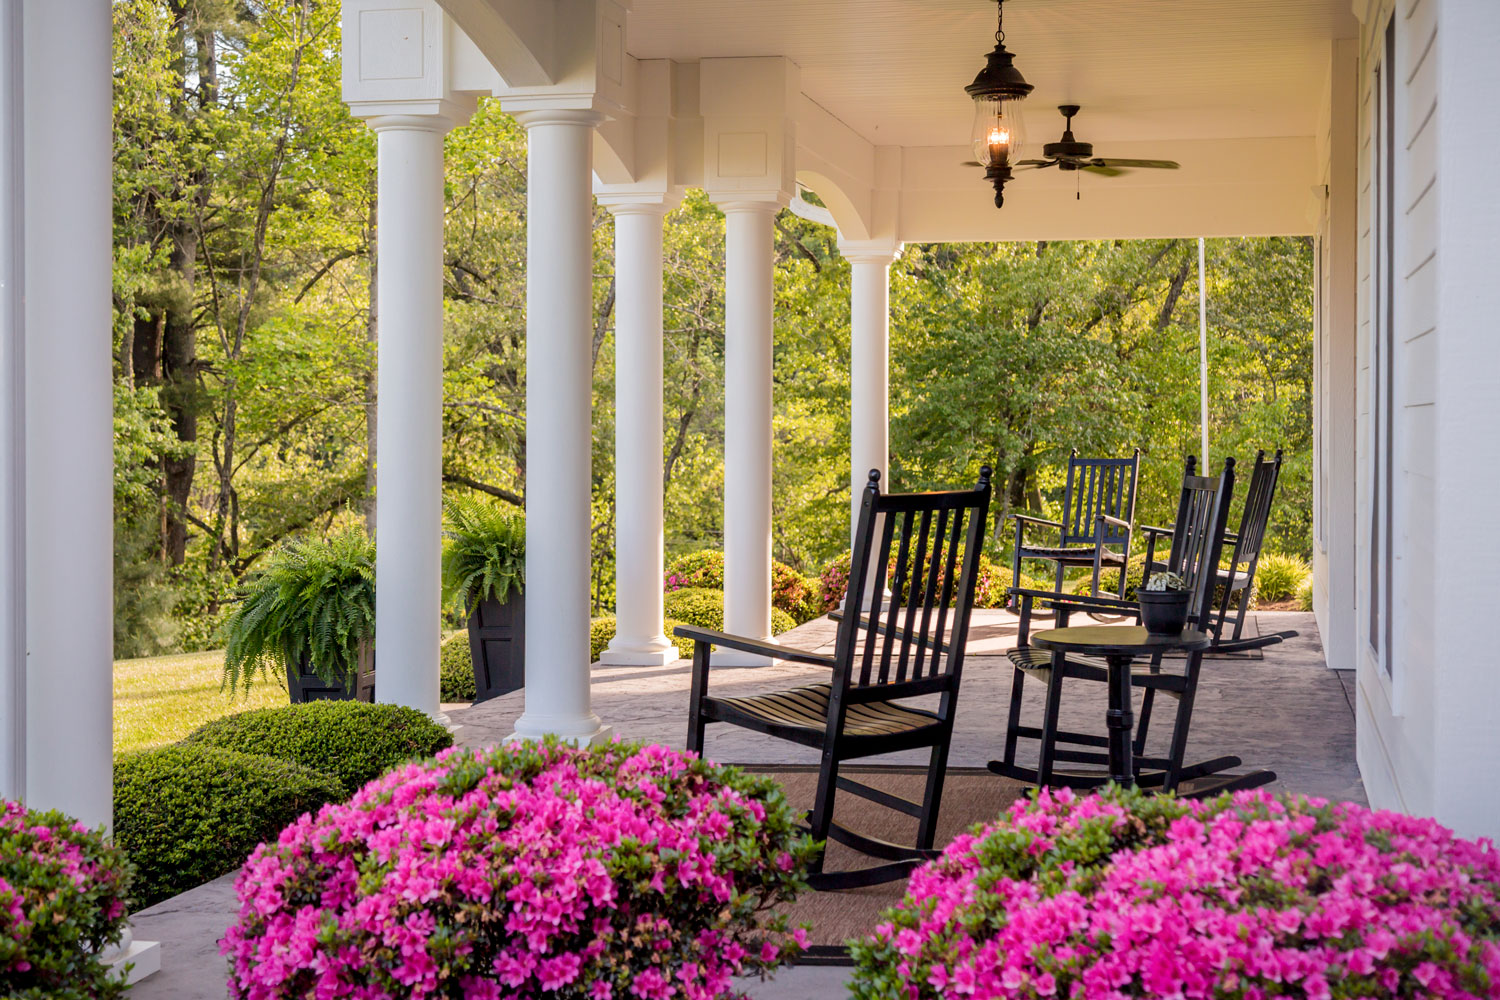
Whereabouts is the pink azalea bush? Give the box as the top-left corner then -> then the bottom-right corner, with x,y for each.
0,799 -> 133,1000
850,787 -> 1500,999
224,739 -> 817,999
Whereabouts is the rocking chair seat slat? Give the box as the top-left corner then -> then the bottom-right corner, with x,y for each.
708,682 -> 939,738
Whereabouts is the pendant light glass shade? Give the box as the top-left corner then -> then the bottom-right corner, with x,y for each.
970,97 -> 1026,169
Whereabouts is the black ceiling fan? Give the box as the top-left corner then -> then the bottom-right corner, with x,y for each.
1016,105 -> 1179,176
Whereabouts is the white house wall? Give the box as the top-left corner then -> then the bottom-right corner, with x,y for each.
1353,0 -> 1500,839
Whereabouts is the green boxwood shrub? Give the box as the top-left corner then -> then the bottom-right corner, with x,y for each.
1255,552 -> 1311,603
113,744 -> 342,908
663,587 -> 796,635
590,617 -> 695,661
183,702 -> 453,797
440,632 -> 476,703
1,800 -> 132,1000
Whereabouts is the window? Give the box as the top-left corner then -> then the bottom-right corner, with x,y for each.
1368,17 -> 1396,671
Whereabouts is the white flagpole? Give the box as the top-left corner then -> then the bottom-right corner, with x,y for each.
1197,238 -> 1210,464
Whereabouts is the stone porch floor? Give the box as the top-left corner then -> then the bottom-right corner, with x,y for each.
128,609 -> 1357,998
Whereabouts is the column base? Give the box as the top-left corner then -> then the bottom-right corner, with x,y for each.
506,715 -> 614,747
599,634 -> 679,666
712,639 -> 778,667
104,934 -> 161,985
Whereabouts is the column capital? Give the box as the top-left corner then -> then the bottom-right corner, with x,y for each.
597,193 -> 682,216
712,196 -> 789,216
511,107 -> 607,131
838,239 -> 904,265
359,104 -> 473,134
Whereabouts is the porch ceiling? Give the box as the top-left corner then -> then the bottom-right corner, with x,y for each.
627,0 -> 1357,150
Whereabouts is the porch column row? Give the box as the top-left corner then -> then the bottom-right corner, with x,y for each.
716,200 -> 783,664
370,114 -> 458,719
600,197 -> 677,667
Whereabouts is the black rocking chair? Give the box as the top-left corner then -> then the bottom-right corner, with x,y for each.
993,457 -> 1279,795
678,468 -> 992,890
1143,449 -> 1284,646
1009,449 -> 1140,601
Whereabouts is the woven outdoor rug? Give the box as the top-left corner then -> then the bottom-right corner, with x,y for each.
743,765 -> 1026,963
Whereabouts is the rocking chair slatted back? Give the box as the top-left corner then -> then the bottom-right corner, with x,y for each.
1164,456 -> 1237,626
840,469 -> 992,698
1206,448 -> 1284,641
1060,449 -> 1141,547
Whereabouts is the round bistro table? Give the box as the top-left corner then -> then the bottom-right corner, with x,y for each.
1030,625 -> 1211,787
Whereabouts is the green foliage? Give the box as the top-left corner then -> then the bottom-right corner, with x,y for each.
664,550 -> 724,590
441,493 -> 525,612
1256,552 -> 1311,603
1297,577 -> 1314,612
0,803 -> 132,1000
182,702 -> 453,796
590,618 -> 695,661
221,529 -> 376,694
662,588 -> 797,636
113,743 -> 342,907
439,632 -> 477,703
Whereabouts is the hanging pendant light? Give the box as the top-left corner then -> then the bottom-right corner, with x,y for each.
966,0 -> 1032,208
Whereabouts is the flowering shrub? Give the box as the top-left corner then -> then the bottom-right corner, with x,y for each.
850,787 -> 1500,1000
0,800 -> 132,1000
224,740 -> 817,999
664,550 -> 725,592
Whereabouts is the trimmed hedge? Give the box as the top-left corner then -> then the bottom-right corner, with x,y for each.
183,702 -> 453,797
663,587 -> 796,635
440,632 -> 476,703
113,744 -> 342,908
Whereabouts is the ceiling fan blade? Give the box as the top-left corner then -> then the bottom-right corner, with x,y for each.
1081,164 -> 1124,177
1015,159 -> 1054,166
1093,158 -> 1180,169
960,160 -> 983,167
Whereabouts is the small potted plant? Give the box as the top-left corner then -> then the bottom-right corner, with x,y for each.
442,494 -> 525,703
222,529 -> 377,702
1138,569 -> 1191,635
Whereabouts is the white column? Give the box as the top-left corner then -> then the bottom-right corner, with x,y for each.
18,0 -> 114,829
715,201 -> 781,665
370,115 -> 453,720
599,200 -> 677,666
840,244 -> 898,543
510,110 -> 612,744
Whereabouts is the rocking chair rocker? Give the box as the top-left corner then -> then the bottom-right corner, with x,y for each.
677,468 -> 992,891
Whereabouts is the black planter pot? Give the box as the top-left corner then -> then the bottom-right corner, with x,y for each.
1137,590 -> 1190,636
285,641 -> 376,703
466,592 -> 525,703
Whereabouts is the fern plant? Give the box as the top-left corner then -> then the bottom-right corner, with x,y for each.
222,528 -> 376,695
442,494 -> 525,614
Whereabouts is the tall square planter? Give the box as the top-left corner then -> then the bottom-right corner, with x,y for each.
285,640 -> 376,703
466,593 -> 525,703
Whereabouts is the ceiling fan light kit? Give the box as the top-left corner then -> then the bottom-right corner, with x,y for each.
965,0 -> 1032,208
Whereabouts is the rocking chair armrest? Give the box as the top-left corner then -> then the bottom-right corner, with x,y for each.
1097,513 -> 1131,531
1012,513 -> 1064,531
1008,587 -> 1139,615
669,625 -> 834,668
1139,523 -> 1175,537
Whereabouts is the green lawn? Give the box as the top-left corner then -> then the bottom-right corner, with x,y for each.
114,649 -> 284,755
